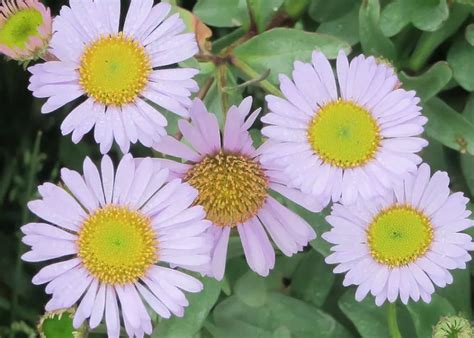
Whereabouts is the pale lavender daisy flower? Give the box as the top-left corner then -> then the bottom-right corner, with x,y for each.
22,154 -> 211,337
28,0 -> 198,154
323,163 -> 474,306
153,97 -> 323,279
261,50 -> 428,206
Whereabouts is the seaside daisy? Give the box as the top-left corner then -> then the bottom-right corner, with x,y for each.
28,0 -> 198,154
153,97 -> 323,279
261,50 -> 428,206
22,154 -> 211,337
0,0 -> 52,62
323,163 -> 474,305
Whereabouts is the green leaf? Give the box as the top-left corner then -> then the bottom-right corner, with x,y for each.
290,250 -> 335,307
358,0 -> 397,62
423,97 -> 474,154
406,294 -> 456,338
438,269 -> 472,317
410,0 -> 449,32
460,95 -> 474,197
466,23 -> 474,46
308,0 -> 357,22
399,62 -> 452,102
247,0 -> 284,32
206,319 -> 273,338
193,0 -> 248,27
234,271 -> 268,307
233,28 -> 350,86
422,136 -> 449,172
152,277 -> 222,338
317,4 -> 360,46
447,37 -> 474,91
338,289 -> 390,338
380,0 -> 410,37
213,293 -> 353,338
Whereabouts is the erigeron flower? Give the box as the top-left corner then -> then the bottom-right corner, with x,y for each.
323,163 -> 474,306
153,97 -> 323,279
261,50 -> 428,206
22,154 -> 211,337
0,0 -> 52,62
28,0 -> 198,154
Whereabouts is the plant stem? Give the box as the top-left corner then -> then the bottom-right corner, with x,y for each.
231,58 -> 282,97
387,302 -> 403,338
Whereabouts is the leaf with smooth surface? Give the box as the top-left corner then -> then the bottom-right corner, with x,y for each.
399,62 -> 452,102
234,271 -> 268,307
213,293 -> 354,338
448,38 -> 474,91
407,294 -> 455,338
233,28 -> 351,85
193,0 -> 248,27
359,0 -> 397,61
466,24 -> 474,46
290,250 -> 335,307
317,4 -> 360,46
247,0 -> 284,32
423,97 -> 474,154
308,0 -> 358,22
152,277 -> 222,338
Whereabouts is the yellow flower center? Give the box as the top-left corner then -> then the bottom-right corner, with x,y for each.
77,205 -> 157,285
307,100 -> 380,168
184,152 -> 269,227
0,8 -> 43,48
367,205 -> 433,267
79,33 -> 151,106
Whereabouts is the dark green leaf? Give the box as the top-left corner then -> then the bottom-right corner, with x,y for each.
338,289 -> 390,338
233,28 -> 351,86
247,0 -> 285,32
235,271 -> 268,307
206,319 -> 273,338
213,293 -> 354,338
317,4 -> 360,46
290,250 -> 335,307
423,97 -> 474,154
466,23 -> 474,46
152,277 -> 222,338
438,269 -> 472,317
447,37 -> 474,91
193,0 -> 248,27
380,0 -> 410,37
399,62 -> 452,102
358,0 -> 397,62
308,0 -> 358,22
406,294 -> 455,338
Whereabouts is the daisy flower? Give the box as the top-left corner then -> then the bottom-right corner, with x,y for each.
323,163 -> 474,306
22,154 -> 211,337
153,97 -> 323,279
28,0 -> 198,154
261,50 -> 428,206
0,0 -> 52,62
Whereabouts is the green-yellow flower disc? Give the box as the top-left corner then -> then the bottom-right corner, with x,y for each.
77,205 -> 157,285
79,33 -> 151,106
308,100 -> 380,168
0,8 -> 43,48
367,205 -> 433,267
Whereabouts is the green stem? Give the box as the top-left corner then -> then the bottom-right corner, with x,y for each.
231,58 -> 282,97
9,132 -> 42,337
387,302 -> 403,338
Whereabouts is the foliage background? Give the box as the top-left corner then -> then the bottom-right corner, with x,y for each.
0,0 -> 473,337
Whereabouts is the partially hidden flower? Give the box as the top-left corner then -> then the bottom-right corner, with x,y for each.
261,50 -> 428,206
22,154 -> 211,337
28,0 -> 198,154
37,308 -> 86,338
433,315 -> 473,338
0,0 -> 52,62
153,97 -> 323,279
323,163 -> 474,306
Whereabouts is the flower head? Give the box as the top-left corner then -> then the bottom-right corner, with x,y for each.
261,50 -> 428,206
0,0 -> 52,62
37,308 -> 86,338
323,163 -> 474,306
28,0 -> 198,154
433,315 -> 473,338
22,154 -> 211,337
153,97 -> 323,279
